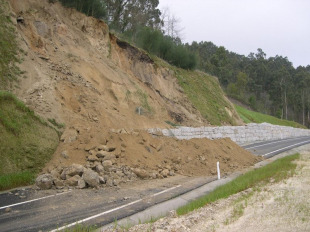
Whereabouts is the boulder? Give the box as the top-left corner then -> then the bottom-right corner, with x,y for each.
96,150 -> 108,158
161,169 -> 169,178
87,154 -> 99,162
77,179 -> 86,189
82,169 -> 100,188
102,160 -> 113,171
133,168 -> 149,179
96,164 -> 104,173
65,175 -> 80,186
36,174 -> 54,190
54,179 -> 64,189
102,153 -> 116,161
65,164 -> 84,176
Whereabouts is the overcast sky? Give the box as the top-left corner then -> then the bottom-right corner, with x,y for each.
158,0 -> 310,67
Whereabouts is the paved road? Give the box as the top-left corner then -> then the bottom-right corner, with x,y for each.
1,136 -> 310,232
242,136 -> 310,158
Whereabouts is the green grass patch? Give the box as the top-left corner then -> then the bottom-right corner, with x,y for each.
174,68 -> 237,125
177,153 -> 300,215
0,91 -> 59,190
0,171 -> 35,191
235,104 -> 306,128
0,0 -> 23,88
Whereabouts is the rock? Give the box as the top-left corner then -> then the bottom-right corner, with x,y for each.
96,150 -> 108,158
65,164 -> 84,176
61,150 -> 69,159
102,160 -> 113,171
50,169 -> 60,179
106,179 -> 113,187
96,145 -> 107,151
133,168 -> 149,179
84,144 -> 96,151
36,174 -> 54,190
77,179 -> 86,189
99,145 -> 116,152
102,153 -> 116,161
60,129 -> 78,143
96,164 -> 104,173
116,171 -> 124,178
87,154 -> 99,162
161,169 -> 169,178
169,170 -> 175,176
82,169 -> 100,188
113,179 -> 120,186
54,179 -> 64,189
65,175 -> 80,186
99,176 -> 106,184
5,208 -> 12,213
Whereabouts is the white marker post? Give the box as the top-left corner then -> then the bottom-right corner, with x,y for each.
217,161 -> 221,180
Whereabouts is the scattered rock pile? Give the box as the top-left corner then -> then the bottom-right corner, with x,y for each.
36,130 -> 261,190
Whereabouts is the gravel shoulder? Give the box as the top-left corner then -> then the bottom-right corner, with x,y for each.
117,150 -> 310,232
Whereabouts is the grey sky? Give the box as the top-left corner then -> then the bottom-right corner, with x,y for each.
158,0 -> 310,67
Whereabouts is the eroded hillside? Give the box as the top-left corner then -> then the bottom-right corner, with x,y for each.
3,0 -> 257,189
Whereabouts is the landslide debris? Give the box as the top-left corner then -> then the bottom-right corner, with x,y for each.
37,130 -> 260,189
6,0 -> 258,190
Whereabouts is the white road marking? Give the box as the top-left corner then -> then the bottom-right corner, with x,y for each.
262,140 -> 310,157
0,191 -> 71,210
49,185 -> 182,232
152,185 -> 181,197
245,137 -> 307,149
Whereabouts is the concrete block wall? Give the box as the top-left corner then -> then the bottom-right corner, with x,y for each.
148,123 -> 310,145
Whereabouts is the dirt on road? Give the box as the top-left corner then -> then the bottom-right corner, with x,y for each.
117,150 -> 310,232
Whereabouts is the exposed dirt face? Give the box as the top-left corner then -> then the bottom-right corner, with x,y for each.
8,0 -> 256,180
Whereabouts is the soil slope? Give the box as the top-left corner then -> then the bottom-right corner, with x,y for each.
6,0 -> 257,185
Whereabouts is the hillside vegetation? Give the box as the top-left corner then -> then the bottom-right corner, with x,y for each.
0,91 -> 59,190
235,104 -> 306,129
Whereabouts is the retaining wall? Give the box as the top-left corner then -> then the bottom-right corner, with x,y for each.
148,123 -> 310,145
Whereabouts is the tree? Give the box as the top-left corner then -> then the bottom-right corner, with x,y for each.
59,0 -> 107,19
106,0 -> 161,34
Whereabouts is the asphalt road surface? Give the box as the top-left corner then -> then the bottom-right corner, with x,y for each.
1,136 -> 310,232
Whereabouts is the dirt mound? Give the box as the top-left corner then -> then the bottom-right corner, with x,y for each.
44,129 -> 260,186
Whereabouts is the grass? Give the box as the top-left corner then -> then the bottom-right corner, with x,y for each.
174,68 -> 237,126
177,153 -> 300,215
0,0 -> 23,88
0,91 -> 59,191
235,104 -> 306,128
152,56 -> 240,126
0,171 -> 36,190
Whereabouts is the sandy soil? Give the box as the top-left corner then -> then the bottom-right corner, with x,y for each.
121,150 -> 310,232
7,0 -> 255,180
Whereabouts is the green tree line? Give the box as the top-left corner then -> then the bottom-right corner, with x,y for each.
187,41 -> 310,127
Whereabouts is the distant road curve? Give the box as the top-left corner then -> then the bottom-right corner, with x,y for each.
242,136 -> 310,158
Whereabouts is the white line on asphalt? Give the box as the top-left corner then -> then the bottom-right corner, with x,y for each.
262,140 -> 310,157
0,191 -> 71,210
152,185 -> 181,197
245,137 -> 306,149
49,185 -> 182,232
